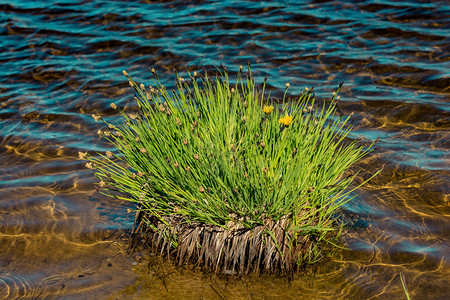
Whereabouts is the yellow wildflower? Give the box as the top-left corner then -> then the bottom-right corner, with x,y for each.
262,105 -> 274,115
279,114 -> 293,126
99,180 -> 106,187
106,151 -> 113,157
78,151 -> 87,160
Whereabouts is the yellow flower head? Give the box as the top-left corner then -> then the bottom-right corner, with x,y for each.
279,114 -> 293,126
262,105 -> 274,115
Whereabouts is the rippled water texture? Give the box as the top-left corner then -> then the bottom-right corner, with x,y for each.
0,0 -> 449,298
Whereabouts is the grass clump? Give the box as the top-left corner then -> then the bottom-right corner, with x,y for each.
81,65 -> 377,274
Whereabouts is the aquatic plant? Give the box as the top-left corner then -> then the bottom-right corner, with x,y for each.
400,273 -> 411,300
81,65 -> 378,274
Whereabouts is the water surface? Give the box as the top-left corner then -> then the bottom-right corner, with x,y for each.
0,0 -> 449,299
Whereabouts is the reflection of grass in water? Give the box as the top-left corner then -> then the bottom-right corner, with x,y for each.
81,64 -> 378,274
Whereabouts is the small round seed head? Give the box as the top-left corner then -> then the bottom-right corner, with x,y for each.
140,83 -> 145,92
151,68 -> 156,75
231,87 -> 235,93
122,70 -> 128,76
185,166 -> 190,172
135,137 -> 140,142
193,153 -> 199,160
183,138 -> 188,145
314,120 -> 318,125
108,124 -> 116,129
91,114 -> 101,121
179,77 -> 185,82
116,131 -> 122,136
99,180 -> 106,187
303,108 -> 308,113
243,101 -> 248,108
196,110 -> 201,118
174,161 -> 179,168
129,113 -> 137,120
131,173 -> 137,179
192,120 -> 198,127
97,129 -> 102,135
239,65 -> 243,72
293,148 -> 298,156
137,171 -> 144,177
337,95 -> 341,100
193,71 -> 198,77
243,172 -> 249,178
128,80 -> 133,87
106,150 -> 113,157
260,141 -> 265,148
350,112 -> 355,116
86,162 -> 93,169
305,87 -> 309,91
199,186 -> 205,193
166,108 -> 172,116
332,91 -> 336,97
78,151 -> 87,160
242,116 -> 247,123
140,148 -> 147,154
262,166 -> 268,173
110,103 -> 117,110
285,83 -> 290,89
103,130 -> 110,136
176,118 -> 182,126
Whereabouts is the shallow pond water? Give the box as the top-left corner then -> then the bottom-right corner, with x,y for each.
0,0 -> 449,299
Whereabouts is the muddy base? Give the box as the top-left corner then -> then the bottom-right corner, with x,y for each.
128,212 -> 332,276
